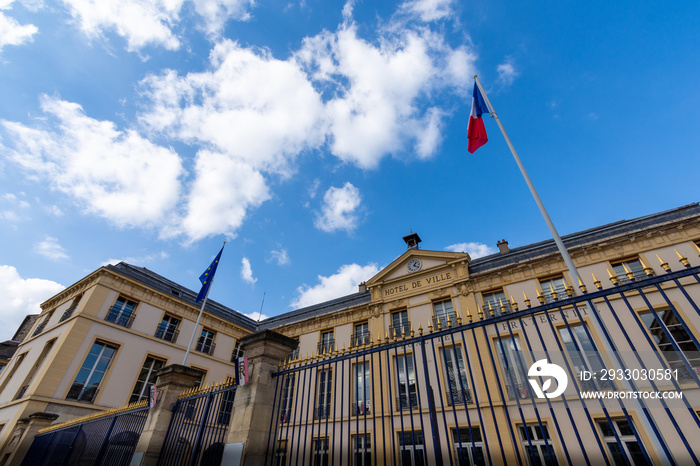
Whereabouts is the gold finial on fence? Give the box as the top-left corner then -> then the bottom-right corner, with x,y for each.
621,262 -> 635,281
638,257 -> 654,276
675,249 -> 690,267
428,322 -> 433,332
478,307 -> 484,320
410,324 -> 415,338
536,289 -> 545,304
523,291 -> 531,308
563,278 -> 573,296
401,326 -> 406,339
578,276 -> 587,294
510,295 -> 518,312
385,331 -> 390,343
693,242 -> 700,257
487,301 -> 495,317
549,283 -> 558,300
656,254 -> 671,272
607,269 -> 619,286
455,308 -> 462,325
418,323 -> 424,335
592,272 -> 602,290
393,329 -> 398,341
499,297 -> 507,314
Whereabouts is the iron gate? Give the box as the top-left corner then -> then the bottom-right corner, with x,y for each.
266,265 -> 700,465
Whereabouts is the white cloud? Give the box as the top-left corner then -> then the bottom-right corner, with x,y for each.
244,311 -> 267,321
399,0 -> 454,22
101,250 -> 169,266
0,265 -> 65,341
445,242 -> 497,258
496,58 -> 518,87
0,2 -> 38,52
1,95 -> 184,230
314,182 -> 362,233
291,262 -> 379,309
240,257 -> 257,284
34,236 -> 69,261
268,247 -> 290,265
59,0 -> 255,52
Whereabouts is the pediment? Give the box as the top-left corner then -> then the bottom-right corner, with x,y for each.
366,249 -> 470,286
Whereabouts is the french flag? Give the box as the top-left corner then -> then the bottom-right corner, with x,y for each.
468,82 -> 490,154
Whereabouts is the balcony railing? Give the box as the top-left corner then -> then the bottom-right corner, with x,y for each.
105,307 -> 135,328
446,388 -> 472,406
615,269 -> 653,285
351,331 -> 371,347
396,393 -> 419,411
317,339 -> 335,355
388,323 -> 411,339
155,327 -> 179,343
314,404 -> 332,420
431,313 -> 457,329
481,300 -> 514,317
352,400 -> 371,416
196,341 -> 216,355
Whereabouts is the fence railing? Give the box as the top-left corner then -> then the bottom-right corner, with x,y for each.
21,401 -> 149,466
265,264 -> 700,466
157,380 -> 237,466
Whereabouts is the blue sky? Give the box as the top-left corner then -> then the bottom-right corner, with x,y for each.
0,0 -> 698,341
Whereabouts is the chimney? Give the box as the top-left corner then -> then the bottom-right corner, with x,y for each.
403,232 -> 422,250
358,282 -> 368,293
497,239 -> 509,254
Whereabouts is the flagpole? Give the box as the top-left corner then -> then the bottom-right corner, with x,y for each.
473,75 -> 581,285
183,241 -> 225,366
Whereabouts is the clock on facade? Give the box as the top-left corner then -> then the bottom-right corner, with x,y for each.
407,258 -> 422,272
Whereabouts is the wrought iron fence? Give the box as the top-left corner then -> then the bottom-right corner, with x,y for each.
21,401 -> 149,466
266,264 -> 700,466
157,380 -> 237,466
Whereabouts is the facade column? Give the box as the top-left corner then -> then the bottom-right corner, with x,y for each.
5,412 -> 59,466
132,364 -> 204,466
225,329 -> 297,466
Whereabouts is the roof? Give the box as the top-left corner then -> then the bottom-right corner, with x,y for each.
100,203 -> 699,332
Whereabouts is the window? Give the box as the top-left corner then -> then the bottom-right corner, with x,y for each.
640,308 -> 700,382
130,356 -> 166,403
611,258 -> 648,284
279,374 -> 295,423
395,354 -> 417,410
315,368 -> 332,419
482,290 -> 510,316
352,322 -> 370,347
558,323 -> 613,390
433,300 -> 457,328
390,310 -> 410,338
318,330 -> 334,355
105,296 -> 138,328
273,439 -> 287,466
496,336 -> 529,400
539,276 -> 568,303
598,418 -> 651,466
353,361 -> 371,415
155,315 -> 180,343
311,437 -> 329,466
32,311 -> 54,337
0,353 -> 26,396
452,427 -> 486,466
196,329 -> 216,355
399,431 -> 425,466
442,347 -> 471,405
519,424 -> 558,466
353,434 -> 371,466
67,341 -> 118,402
59,294 -> 82,322
14,338 -> 56,400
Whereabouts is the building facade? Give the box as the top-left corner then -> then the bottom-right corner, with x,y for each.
1,203 -> 700,465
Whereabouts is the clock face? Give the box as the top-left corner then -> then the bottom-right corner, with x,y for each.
407,258 -> 422,272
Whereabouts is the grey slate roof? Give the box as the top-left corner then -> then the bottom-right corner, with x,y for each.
104,203 -> 699,332
105,262 -> 258,332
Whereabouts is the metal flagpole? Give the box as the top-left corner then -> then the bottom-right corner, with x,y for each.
473,75 -> 581,285
183,242 -> 225,366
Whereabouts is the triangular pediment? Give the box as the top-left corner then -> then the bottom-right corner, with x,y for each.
366,249 -> 470,287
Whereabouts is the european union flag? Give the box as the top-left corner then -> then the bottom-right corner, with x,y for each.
196,245 -> 224,302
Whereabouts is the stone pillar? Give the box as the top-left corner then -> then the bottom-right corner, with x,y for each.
5,412 -> 59,466
132,364 -> 204,466
225,330 -> 297,466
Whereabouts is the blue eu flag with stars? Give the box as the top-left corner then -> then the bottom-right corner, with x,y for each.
196,245 -> 224,303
